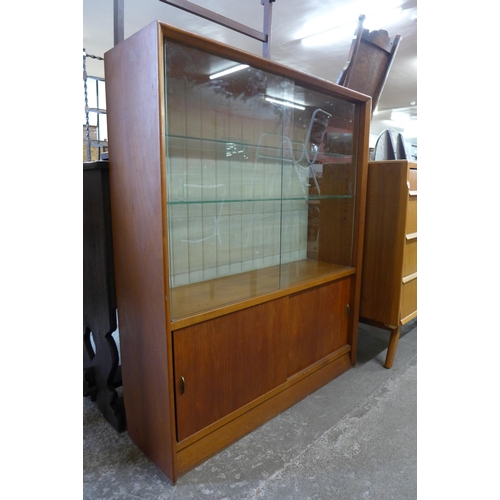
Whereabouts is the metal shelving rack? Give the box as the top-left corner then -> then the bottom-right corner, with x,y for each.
83,49 -> 108,161
160,0 -> 275,58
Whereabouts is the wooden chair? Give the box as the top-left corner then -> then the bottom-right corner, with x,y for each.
337,15 -> 401,116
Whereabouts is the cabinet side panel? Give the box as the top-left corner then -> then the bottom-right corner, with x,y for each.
360,161 -> 408,325
105,22 -> 176,481
348,101 -> 370,363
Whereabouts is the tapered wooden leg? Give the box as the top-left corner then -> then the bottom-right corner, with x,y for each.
384,325 -> 401,369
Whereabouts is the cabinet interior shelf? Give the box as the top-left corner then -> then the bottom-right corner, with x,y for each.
167,194 -> 353,205
171,258 -> 355,324
167,134 -> 353,163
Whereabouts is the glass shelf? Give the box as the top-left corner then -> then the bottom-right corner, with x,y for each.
166,134 -> 352,162
166,134 -> 355,206
167,195 -> 353,204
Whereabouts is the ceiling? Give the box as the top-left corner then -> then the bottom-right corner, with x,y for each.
83,0 -> 417,144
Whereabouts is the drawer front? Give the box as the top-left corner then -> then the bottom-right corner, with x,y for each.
406,194 -> 417,235
402,237 -> 417,277
403,166 -> 417,322
400,276 -> 417,322
408,168 -> 417,190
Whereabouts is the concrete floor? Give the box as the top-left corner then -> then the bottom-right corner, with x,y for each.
83,320 -> 417,499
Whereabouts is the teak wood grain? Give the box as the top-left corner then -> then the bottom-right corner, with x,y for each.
176,351 -> 352,475
174,299 -> 289,441
170,260 -> 354,325
287,278 -> 351,376
361,161 -> 408,324
105,22 -> 177,480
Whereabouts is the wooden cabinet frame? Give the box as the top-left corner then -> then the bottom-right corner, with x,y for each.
105,21 -> 370,483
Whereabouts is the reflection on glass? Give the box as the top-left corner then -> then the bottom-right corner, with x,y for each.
164,40 -> 358,319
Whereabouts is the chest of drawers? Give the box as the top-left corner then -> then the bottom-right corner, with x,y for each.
360,160 -> 417,368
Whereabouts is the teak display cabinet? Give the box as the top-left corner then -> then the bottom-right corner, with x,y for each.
104,21 -> 370,484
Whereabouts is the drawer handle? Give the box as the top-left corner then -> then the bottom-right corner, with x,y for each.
406,232 -> 417,241
409,190 -> 417,196
180,376 -> 186,395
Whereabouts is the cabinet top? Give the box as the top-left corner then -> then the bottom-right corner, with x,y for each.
109,20 -> 372,108
368,160 -> 417,169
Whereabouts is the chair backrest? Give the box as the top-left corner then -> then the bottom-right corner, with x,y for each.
337,15 -> 401,115
372,129 -> 409,161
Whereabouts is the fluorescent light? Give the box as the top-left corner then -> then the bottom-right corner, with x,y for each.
301,6 -> 405,47
301,24 -> 355,47
265,96 -> 305,110
209,64 -> 249,80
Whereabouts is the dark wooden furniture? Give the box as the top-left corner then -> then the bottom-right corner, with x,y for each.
337,14 -> 401,115
83,161 -> 125,432
104,21 -> 370,483
359,160 -> 417,368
